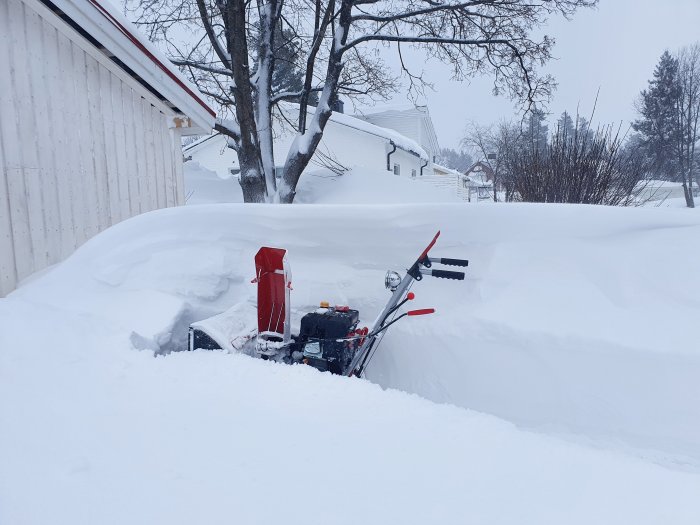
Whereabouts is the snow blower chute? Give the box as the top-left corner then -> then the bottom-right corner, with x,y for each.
188,231 -> 467,377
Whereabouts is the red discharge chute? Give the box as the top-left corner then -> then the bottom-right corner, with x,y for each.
254,247 -> 290,338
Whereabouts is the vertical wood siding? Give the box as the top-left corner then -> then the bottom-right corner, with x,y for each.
0,0 -> 185,296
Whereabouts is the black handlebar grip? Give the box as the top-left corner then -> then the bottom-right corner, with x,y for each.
430,269 -> 465,280
440,258 -> 469,267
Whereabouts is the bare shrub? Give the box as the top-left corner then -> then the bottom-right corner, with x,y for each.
504,124 -> 650,205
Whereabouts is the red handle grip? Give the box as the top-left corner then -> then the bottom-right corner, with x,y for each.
407,308 -> 435,316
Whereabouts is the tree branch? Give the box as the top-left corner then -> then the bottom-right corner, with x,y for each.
342,35 -> 512,52
170,58 -> 233,76
195,0 -> 231,70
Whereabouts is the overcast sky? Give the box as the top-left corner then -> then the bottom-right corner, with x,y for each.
356,0 -> 700,150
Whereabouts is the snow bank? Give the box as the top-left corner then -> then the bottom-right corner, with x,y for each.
183,160 -> 243,204
2,203 -> 700,523
294,168 -> 462,204
185,165 -> 462,205
637,179 -> 693,203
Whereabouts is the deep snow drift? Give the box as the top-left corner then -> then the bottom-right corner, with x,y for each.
2,198 -> 700,523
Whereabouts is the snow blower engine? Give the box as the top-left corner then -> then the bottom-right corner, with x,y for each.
188,231 -> 467,377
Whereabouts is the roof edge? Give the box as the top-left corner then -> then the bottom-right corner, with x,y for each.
49,0 -> 215,134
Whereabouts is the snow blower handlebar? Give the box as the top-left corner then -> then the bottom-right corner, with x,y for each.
429,257 -> 469,268
346,231 -> 467,377
424,269 -> 465,280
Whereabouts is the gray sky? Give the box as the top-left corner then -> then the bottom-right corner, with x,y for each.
357,0 -> 700,149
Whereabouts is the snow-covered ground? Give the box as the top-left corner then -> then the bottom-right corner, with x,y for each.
637,179 -> 688,203
2,172 -> 700,523
185,163 -> 463,205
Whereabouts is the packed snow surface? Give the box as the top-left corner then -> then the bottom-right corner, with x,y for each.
2,199 -> 700,523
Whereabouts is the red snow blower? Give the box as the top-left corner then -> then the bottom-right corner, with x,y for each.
188,231 -> 467,377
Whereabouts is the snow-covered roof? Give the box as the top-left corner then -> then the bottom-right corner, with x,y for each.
433,163 -> 462,177
353,105 -> 440,159
44,0 -> 215,134
354,102 -> 418,114
326,110 -> 429,160
183,133 -> 221,154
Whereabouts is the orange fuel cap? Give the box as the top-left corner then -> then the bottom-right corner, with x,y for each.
319,301 -> 330,308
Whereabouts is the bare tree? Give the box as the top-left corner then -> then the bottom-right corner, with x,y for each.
463,120 -> 521,201
675,43 -> 700,208
129,0 -> 596,203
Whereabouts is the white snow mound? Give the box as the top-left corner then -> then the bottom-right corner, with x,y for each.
2,202 -> 700,524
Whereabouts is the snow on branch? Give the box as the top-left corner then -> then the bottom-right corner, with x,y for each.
215,118 -> 241,150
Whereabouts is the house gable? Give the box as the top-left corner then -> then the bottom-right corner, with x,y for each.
38,0 -> 215,134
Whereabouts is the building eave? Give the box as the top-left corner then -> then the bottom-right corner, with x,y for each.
43,0 -> 215,135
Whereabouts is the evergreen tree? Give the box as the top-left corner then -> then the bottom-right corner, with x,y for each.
265,26 -> 319,106
524,108 -> 549,151
437,148 -> 474,172
576,116 -> 594,143
633,51 -> 681,180
556,111 -> 575,140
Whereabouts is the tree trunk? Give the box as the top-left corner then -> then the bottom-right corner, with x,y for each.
226,0 -> 267,203
493,171 -> 498,202
685,177 -> 696,208
238,156 -> 267,203
278,1 -> 351,203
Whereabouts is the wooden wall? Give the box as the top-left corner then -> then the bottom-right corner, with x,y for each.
0,0 -> 185,296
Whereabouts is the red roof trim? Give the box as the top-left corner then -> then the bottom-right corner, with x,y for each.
87,0 -> 216,118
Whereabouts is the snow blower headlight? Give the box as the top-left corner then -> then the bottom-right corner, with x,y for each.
385,270 -> 402,291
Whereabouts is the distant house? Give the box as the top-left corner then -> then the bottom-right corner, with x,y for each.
463,161 -> 495,183
460,161 -> 494,201
184,104 -> 434,199
356,106 -> 441,164
0,0 -> 215,296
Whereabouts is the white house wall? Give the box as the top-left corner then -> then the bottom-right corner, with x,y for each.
0,0 -> 184,296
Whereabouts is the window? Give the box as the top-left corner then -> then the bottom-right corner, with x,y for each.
274,167 -> 284,180
411,169 -> 417,178
393,163 -> 400,176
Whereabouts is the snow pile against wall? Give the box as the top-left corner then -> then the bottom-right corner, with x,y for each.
185,165 -> 462,204
2,203 -> 700,523
183,161 -> 244,204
